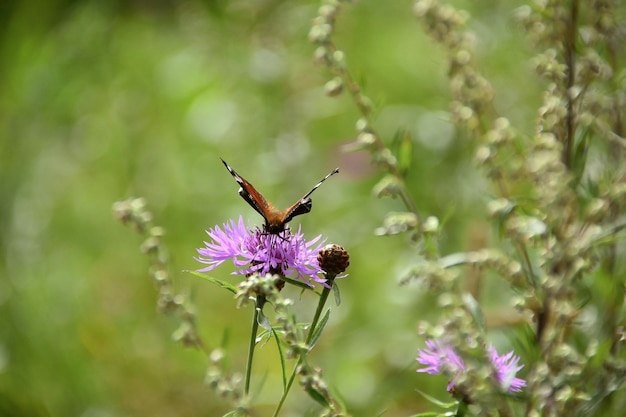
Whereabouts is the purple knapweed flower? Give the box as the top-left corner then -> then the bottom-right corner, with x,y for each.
195,216 -> 326,286
416,339 -> 525,393
416,339 -> 467,391
488,345 -> 526,392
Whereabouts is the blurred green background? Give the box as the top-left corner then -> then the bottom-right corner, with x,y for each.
0,1 -> 543,416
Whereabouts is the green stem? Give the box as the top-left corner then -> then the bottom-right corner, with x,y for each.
307,283 -> 332,344
272,280 -> 335,417
245,295 -> 265,396
456,399 -> 469,417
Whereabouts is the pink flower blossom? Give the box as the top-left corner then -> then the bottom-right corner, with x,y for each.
196,216 -> 326,286
417,339 -> 525,393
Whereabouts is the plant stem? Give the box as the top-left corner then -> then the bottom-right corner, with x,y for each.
307,282 -> 332,344
245,295 -> 265,395
272,281 -> 334,417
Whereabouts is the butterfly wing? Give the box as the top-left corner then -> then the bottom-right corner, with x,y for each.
221,158 -> 273,222
281,167 -> 339,224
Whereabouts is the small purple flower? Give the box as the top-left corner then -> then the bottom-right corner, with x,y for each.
488,345 -> 526,392
195,216 -> 326,286
416,339 -> 466,391
416,339 -> 525,393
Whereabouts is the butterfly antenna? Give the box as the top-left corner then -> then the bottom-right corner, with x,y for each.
301,167 -> 339,200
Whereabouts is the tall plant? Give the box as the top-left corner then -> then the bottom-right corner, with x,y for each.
116,1 -> 626,416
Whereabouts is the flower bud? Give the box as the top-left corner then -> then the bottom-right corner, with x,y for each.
317,244 -> 350,276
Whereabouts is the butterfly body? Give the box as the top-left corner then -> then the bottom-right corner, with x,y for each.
221,158 -> 339,234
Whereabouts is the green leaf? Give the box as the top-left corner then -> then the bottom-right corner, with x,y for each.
309,308 -> 331,349
572,126 -> 591,186
305,386 -> 331,408
393,128 -> 413,176
255,328 -> 271,345
461,293 -> 485,330
407,412 -> 457,417
589,219 -> 626,247
332,282 -> 341,306
271,327 -> 288,389
438,253 -> 470,269
281,275 -> 321,293
257,308 -> 272,332
414,388 -> 458,408
185,270 -> 238,294
373,175 -> 402,199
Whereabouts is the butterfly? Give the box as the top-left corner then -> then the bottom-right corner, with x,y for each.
221,158 -> 339,234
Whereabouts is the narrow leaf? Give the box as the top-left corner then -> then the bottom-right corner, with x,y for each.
305,386 -> 331,408
186,270 -> 238,294
395,129 -> 413,176
309,308 -> 331,349
271,327 -> 288,389
332,282 -> 341,306
414,388 -> 458,408
281,275 -> 320,293
257,308 -> 272,331
461,293 -> 485,330
255,329 -> 272,346
437,253 -> 470,269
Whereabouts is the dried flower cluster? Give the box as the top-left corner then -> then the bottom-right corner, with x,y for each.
313,0 -> 626,415
115,0 -> 626,415
113,198 -> 205,351
405,0 -> 626,415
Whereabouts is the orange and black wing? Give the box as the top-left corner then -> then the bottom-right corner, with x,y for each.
221,158 -> 274,223
281,167 -> 339,224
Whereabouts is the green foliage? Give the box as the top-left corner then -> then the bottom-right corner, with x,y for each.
2,0 -> 626,416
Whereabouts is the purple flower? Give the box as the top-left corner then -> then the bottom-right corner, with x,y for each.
416,339 -> 525,393
416,339 -> 466,391
195,216 -> 326,286
488,345 -> 526,392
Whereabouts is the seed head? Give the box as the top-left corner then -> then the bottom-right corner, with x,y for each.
317,244 -> 350,276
